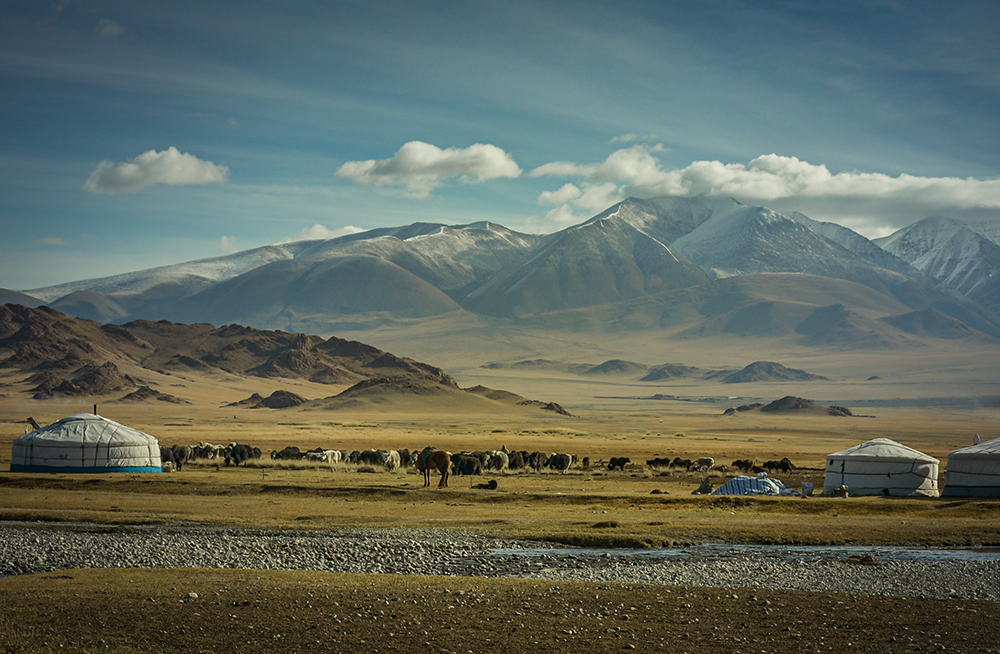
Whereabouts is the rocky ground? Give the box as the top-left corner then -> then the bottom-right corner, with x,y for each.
3,522 -> 998,601
2,522 -> 998,654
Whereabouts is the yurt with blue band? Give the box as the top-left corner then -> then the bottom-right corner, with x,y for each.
11,413 -> 161,473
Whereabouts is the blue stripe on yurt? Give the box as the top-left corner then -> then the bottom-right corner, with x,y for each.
9,464 -> 162,473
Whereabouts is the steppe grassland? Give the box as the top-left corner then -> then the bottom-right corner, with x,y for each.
1,357 -> 999,546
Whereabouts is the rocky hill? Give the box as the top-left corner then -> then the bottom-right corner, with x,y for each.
0,304 -> 457,391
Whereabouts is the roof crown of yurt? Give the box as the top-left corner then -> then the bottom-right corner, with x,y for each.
824,437 -> 939,497
12,410 -> 162,474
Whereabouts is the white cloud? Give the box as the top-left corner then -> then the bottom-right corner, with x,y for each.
95,19 -> 126,39
83,147 -> 229,194
529,161 -> 597,178
220,235 -> 239,253
574,182 -> 625,215
609,133 -> 659,144
532,146 -> 1000,234
522,204 -> 589,233
277,224 -> 366,244
335,141 -> 521,198
538,183 -> 582,205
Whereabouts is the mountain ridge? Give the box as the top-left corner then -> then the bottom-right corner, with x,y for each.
8,196 -> 999,345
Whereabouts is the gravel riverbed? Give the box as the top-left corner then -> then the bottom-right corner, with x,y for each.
2,522 -> 997,602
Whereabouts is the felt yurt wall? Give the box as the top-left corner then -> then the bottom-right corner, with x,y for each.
942,437 -> 1000,498
11,413 -> 161,473
824,437 -> 939,497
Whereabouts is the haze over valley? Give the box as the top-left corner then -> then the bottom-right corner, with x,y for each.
4,195 -> 999,413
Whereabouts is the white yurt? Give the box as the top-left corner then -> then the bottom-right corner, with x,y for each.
11,413 -> 161,473
942,436 -> 1000,498
824,438 -> 939,497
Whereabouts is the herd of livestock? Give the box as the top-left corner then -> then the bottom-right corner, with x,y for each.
159,442 -> 796,477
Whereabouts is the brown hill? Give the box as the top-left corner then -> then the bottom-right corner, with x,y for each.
720,361 -> 828,384
464,385 -> 573,416
309,379 -> 573,415
0,305 -> 456,394
30,361 -> 137,399
115,386 -> 189,404
880,308 -> 985,340
723,396 -> 853,416
583,359 -> 647,376
227,390 -> 308,409
640,363 -> 702,381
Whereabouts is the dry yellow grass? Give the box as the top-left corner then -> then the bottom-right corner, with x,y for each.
1,346 -> 998,548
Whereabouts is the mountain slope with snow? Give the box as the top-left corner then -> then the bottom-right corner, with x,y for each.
463,197 -> 710,316
876,216 -> 1000,315
8,196 -> 999,345
789,212 -> 925,280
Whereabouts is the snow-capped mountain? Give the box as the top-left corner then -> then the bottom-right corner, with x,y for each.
28,243 -> 315,303
9,196 -> 1000,342
670,202 -> 907,295
463,197 -> 711,316
876,216 -> 1000,315
788,212 -> 925,280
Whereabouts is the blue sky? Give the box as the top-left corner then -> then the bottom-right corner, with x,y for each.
2,0 -> 998,290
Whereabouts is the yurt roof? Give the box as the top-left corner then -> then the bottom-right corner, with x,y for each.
826,437 -> 939,464
948,437 -> 1000,460
16,413 -> 157,446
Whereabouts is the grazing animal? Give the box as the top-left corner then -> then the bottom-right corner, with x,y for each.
381,449 -> 401,471
171,444 -> 193,466
548,453 -> 572,472
763,458 -> 795,473
487,450 -> 509,472
225,443 -> 255,467
305,449 -> 327,463
608,457 -> 630,471
358,449 -> 384,466
159,446 -> 178,471
507,451 -> 525,470
672,457 -> 693,469
527,451 -> 548,471
417,447 -> 450,488
691,457 -> 715,472
452,454 -> 483,476
731,459 -> 756,472
646,457 -> 671,469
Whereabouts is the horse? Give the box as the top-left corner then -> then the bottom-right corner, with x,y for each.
417,446 -> 451,488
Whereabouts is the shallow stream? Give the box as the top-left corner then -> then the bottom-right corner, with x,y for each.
491,543 -> 1000,564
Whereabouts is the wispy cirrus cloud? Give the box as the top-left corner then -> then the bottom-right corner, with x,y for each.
335,141 -> 521,198
83,147 -> 229,194
37,237 -> 70,246
531,145 -> 1000,235
95,19 -> 126,39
